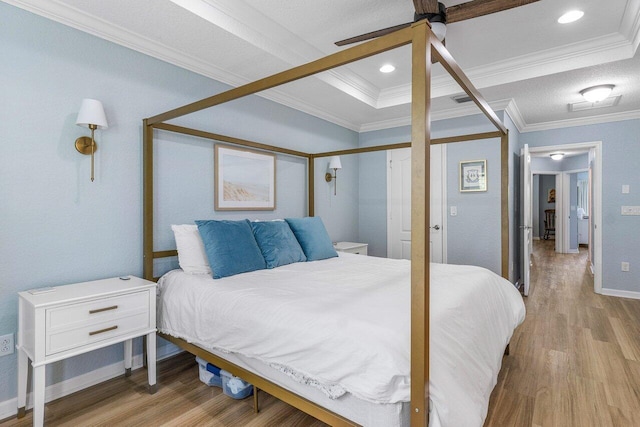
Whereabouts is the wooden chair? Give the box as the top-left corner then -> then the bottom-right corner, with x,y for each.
543,209 -> 555,240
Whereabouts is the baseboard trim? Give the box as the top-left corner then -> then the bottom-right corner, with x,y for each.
0,348 -> 183,421
567,249 -> 579,254
600,288 -> 640,300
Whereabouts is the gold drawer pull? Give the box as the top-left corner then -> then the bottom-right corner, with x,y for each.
89,325 -> 118,336
89,305 -> 118,314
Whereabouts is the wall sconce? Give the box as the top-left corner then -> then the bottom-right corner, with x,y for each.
324,156 -> 342,195
75,99 -> 108,182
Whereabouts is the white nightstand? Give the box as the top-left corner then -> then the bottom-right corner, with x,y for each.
16,276 -> 157,426
334,242 -> 368,255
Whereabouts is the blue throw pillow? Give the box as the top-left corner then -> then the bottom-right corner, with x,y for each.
285,217 -> 338,261
195,219 -> 266,279
251,221 -> 307,268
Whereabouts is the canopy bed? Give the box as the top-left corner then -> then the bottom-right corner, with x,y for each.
143,21 -> 517,426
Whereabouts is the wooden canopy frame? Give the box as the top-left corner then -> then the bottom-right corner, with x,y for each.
143,21 -> 508,427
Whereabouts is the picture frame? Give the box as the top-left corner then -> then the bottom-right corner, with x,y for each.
215,145 -> 276,211
459,159 -> 487,192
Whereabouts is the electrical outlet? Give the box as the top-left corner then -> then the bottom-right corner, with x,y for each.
0,333 -> 14,356
621,262 -> 630,272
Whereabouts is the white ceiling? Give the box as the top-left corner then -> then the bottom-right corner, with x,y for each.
7,0 -> 640,132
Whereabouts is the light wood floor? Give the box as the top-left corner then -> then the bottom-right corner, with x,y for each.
3,240 -> 639,426
485,240 -> 640,426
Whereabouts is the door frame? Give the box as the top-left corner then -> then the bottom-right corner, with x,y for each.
386,146 -> 448,262
528,141 -> 602,294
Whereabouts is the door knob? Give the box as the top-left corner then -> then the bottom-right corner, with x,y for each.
431,225 -> 440,230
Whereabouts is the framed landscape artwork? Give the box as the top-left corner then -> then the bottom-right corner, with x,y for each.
459,159 -> 487,192
215,145 -> 276,210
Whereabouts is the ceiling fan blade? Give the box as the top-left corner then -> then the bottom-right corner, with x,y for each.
335,22 -> 412,46
413,0 -> 439,15
446,0 -> 540,24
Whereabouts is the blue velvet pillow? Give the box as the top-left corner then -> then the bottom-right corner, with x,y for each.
195,219 -> 266,279
285,217 -> 338,261
250,221 -> 307,268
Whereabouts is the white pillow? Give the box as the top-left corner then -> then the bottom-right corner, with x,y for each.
171,224 -> 212,275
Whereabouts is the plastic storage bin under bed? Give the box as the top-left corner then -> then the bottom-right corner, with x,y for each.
196,357 -> 253,399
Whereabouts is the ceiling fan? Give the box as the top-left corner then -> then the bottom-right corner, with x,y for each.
335,0 -> 540,46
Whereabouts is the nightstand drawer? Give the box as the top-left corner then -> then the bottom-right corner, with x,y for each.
47,291 -> 149,330
46,311 -> 149,356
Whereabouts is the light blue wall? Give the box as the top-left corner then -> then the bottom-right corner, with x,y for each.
0,3 -> 358,405
520,119 -> 640,293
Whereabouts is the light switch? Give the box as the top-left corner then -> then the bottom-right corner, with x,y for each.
622,185 -> 630,194
450,206 -> 457,216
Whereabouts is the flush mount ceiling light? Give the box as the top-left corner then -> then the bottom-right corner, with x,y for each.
550,153 -> 565,161
580,85 -> 615,103
379,64 -> 396,73
558,10 -> 584,24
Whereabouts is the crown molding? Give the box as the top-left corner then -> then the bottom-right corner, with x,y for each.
359,99 -> 513,132
519,109 -> 640,133
4,0 -> 362,131
504,100 -> 526,133
621,0 -> 640,52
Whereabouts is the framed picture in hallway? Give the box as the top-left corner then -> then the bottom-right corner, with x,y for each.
459,159 -> 487,192
547,188 -> 556,203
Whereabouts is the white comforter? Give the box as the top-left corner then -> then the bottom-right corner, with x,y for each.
157,253 -> 525,426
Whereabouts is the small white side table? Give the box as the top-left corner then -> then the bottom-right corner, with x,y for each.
334,241 -> 368,255
16,276 -> 157,426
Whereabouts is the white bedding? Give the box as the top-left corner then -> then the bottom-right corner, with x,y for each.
157,253 -> 525,426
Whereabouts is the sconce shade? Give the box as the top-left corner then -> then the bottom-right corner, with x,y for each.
76,99 -> 108,129
329,156 -> 342,170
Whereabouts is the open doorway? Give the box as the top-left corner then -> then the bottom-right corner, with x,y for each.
522,141 -> 602,294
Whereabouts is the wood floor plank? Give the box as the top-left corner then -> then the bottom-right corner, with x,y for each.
485,239 -> 640,427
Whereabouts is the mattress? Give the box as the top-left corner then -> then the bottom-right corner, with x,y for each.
157,253 -> 525,426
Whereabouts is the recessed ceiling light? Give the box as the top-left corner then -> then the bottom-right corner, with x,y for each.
550,153 -> 565,161
558,10 -> 584,24
379,64 -> 395,73
580,85 -> 615,103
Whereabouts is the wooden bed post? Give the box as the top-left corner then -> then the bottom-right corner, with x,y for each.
143,119 -> 154,281
410,20 -> 431,427
501,131 -> 510,280
308,155 -> 315,216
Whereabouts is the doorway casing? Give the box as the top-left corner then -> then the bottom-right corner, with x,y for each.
528,141 -> 602,294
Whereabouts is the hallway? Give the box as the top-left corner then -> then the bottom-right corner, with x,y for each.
485,240 -> 640,426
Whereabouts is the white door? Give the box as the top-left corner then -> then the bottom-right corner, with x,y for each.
522,144 -> 532,296
387,146 -> 445,262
